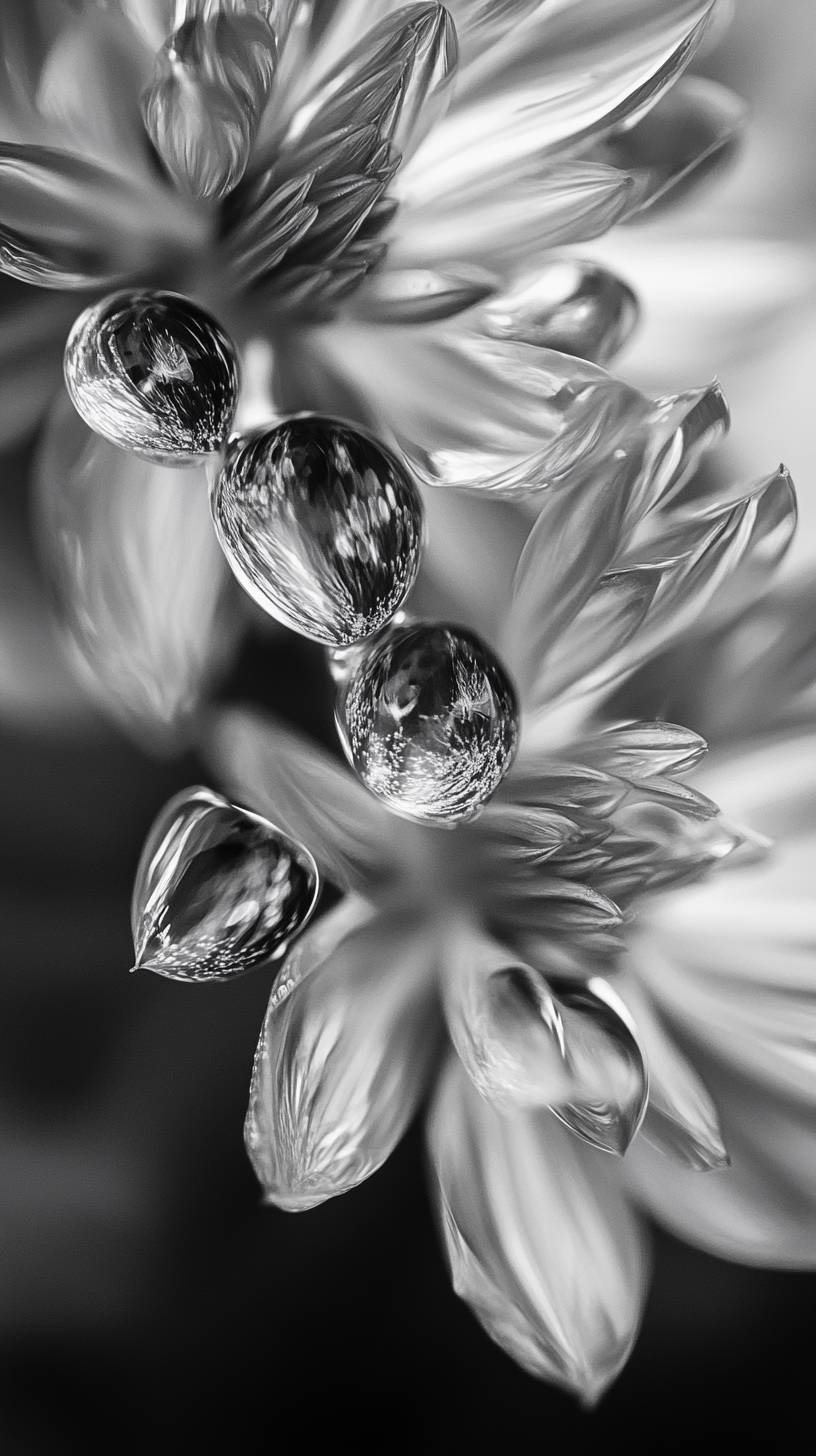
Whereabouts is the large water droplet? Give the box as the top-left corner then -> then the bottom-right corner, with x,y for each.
132,786 -> 319,982
63,289 -> 240,463
336,622 -> 519,823
210,417 -> 424,645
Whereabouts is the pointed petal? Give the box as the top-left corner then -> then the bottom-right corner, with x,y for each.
625,1058 -> 816,1268
574,721 -> 708,779
428,1056 -> 650,1399
207,707 -> 399,893
596,77 -> 746,219
481,259 -> 639,366
616,969 -> 728,1170
33,392 -> 238,748
246,909 -> 440,1208
351,264 -> 498,324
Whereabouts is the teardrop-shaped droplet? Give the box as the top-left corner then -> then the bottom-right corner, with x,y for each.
64,289 -> 240,463
141,10 -> 278,201
482,261 -> 639,366
132,786 -> 319,982
550,977 -> 648,1155
336,621 -> 519,823
210,417 -> 424,645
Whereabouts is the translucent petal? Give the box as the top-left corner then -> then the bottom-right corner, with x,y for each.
142,8 -> 278,199
545,978 -> 648,1154
525,565 -> 664,712
207,707 -> 399,892
336,621 -> 519,825
36,8 -> 153,172
494,879 -> 623,938
574,721 -> 708,779
131,786 -> 319,981
474,802 -> 587,869
415,1 -> 719,179
391,162 -> 634,272
246,909 -> 439,1208
64,289 -> 239,464
0,290 -> 75,448
210,417 -> 423,645
442,928 -> 570,1110
428,1057 -> 650,1400
615,969 -> 727,1171
482,260 -> 639,366
596,78 -> 746,220
642,382 -> 730,512
500,453 -> 644,703
625,1058 -> 816,1269
33,392 -> 239,747
0,1 -> 59,116
0,140 -> 203,288
351,264 -> 498,324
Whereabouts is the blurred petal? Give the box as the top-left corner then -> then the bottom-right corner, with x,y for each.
392,162 -> 635,271
481,259 -> 639,367
428,1057 -> 650,1401
208,707 -> 399,892
596,77 -> 746,218
246,907 -> 439,1208
0,140 -> 204,287
351,264 -> 497,325
34,392 -> 238,748
616,969 -> 728,1170
36,8 -> 153,171
625,1059 -> 816,1268
0,289 -> 76,447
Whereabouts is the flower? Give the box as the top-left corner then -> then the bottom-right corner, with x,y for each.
201,392 -> 807,1400
0,0 -> 733,740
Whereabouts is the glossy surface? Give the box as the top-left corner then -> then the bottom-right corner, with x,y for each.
211,417 -> 424,645
131,786 -> 319,982
63,289 -> 239,462
337,622 -> 519,823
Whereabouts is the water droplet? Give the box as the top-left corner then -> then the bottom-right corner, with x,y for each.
132,786 -> 319,982
482,262 -> 639,366
63,289 -> 240,463
211,417 -> 424,645
336,622 -> 519,823
550,977 -> 648,1155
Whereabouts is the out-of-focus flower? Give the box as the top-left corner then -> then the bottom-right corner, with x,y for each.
0,0 -> 733,741
202,392 -> 807,1401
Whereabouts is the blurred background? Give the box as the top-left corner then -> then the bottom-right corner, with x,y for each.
2,3 -> 815,1450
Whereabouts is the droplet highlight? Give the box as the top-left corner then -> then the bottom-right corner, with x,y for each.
63,289 -> 240,463
132,786 -> 319,982
336,622 -> 519,824
211,416 -> 424,645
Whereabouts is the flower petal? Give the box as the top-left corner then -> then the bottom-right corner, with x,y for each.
428,1056 -> 650,1400
615,968 -> 728,1170
33,392 -> 238,747
625,1058 -> 816,1268
246,906 -> 440,1208
207,707 -> 399,892
548,978 -> 649,1156
36,7 -> 153,172
573,721 -> 708,779
0,286 -> 76,447
0,140 -> 204,288
596,77 -> 746,219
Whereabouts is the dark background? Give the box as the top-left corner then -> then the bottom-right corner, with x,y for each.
1,431 -> 813,1455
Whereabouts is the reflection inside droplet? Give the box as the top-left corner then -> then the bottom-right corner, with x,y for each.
336,621 -> 519,823
132,786 -> 319,982
63,289 -> 240,463
210,416 -> 424,645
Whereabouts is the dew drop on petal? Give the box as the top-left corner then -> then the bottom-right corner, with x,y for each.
131,786 -> 320,983
336,622 -> 519,824
210,417 -> 424,645
63,289 -> 240,463
482,261 -> 639,367
550,977 -> 648,1155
